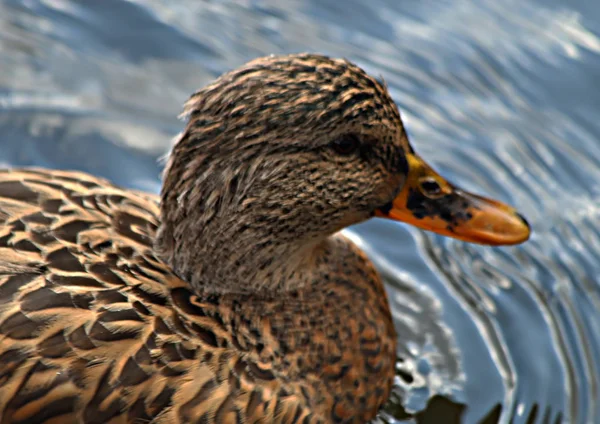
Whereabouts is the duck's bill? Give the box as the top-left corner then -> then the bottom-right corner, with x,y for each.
375,154 -> 531,246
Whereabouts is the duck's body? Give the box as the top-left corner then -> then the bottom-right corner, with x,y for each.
0,168 -> 395,423
0,54 -> 529,423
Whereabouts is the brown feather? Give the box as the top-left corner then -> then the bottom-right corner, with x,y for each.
0,53 -> 404,423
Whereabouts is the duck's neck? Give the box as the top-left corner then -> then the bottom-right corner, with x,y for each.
158,213 -> 323,294
154,134 -> 333,294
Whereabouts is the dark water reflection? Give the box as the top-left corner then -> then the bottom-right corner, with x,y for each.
1,0 -> 599,422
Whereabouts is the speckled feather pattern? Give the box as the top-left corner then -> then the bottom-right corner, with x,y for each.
157,54 -> 410,295
0,168 -> 396,423
0,53 -> 412,423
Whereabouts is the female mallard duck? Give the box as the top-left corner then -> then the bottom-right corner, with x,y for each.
0,54 -> 530,423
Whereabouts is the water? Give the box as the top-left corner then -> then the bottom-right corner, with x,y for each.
1,0 -> 599,422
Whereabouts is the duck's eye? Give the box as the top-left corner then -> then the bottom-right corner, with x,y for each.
331,136 -> 360,155
419,177 -> 443,197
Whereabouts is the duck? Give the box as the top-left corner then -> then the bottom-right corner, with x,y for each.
0,53 -> 530,424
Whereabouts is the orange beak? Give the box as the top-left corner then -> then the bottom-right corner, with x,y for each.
375,154 -> 531,246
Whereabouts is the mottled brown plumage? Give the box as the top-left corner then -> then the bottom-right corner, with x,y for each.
156,54 -> 408,295
0,54 -> 530,423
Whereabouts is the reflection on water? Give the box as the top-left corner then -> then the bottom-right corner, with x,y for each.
1,0 -> 599,422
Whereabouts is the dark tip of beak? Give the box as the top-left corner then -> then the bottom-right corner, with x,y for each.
516,212 -> 531,230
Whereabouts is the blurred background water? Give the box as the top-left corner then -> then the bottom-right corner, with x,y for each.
1,0 -> 599,423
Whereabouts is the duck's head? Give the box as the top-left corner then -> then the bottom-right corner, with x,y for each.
156,53 -> 530,293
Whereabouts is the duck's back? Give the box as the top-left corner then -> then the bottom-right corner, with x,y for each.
0,168 -> 182,423
0,169 -> 297,423
0,168 -> 395,424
